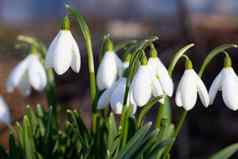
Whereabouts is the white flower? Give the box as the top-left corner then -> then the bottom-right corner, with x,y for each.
96,51 -> 122,90
175,69 -> 209,111
6,54 -> 47,96
148,57 -> 174,97
45,30 -> 81,75
97,77 -> 137,114
0,97 -> 11,125
132,64 -> 152,107
209,67 -> 238,110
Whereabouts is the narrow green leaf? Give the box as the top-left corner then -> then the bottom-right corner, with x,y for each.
23,116 -> 36,159
116,123 -> 152,159
209,143 -> 238,159
107,113 -> 118,152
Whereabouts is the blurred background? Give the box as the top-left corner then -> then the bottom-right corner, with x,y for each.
1,0 -> 238,158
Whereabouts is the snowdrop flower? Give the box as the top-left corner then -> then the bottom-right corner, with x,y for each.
148,45 -> 174,98
6,54 -> 47,96
131,56 -> 152,107
175,59 -> 209,111
0,97 -> 11,125
209,55 -> 238,110
45,16 -> 81,75
97,77 -> 137,114
96,39 -> 122,90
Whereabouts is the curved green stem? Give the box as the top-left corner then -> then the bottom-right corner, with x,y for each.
163,110 -> 188,159
160,44 -> 195,158
198,44 -> 238,77
168,43 -> 195,75
66,5 -> 97,132
156,43 -> 194,129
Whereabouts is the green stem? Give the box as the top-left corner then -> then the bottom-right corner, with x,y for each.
66,5 -> 97,132
137,96 -> 162,128
155,43 -> 194,128
155,97 -> 172,128
198,44 -> 238,77
159,44 -> 194,158
155,103 -> 165,128
45,68 -> 57,127
163,110 -> 188,159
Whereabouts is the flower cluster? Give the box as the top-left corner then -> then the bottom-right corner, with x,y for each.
1,6 -> 238,159
1,16 -> 238,127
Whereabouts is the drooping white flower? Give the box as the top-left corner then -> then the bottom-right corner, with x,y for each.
148,57 -> 174,97
6,54 -> 47,96
175,67 -> 209,111
0,97 -> 11,125
209,67 -> 238,111
132,64 -> 152,107
45,30 -> 81,75
110,77 -> 137,114
96,51 -> 122,90
97,77 -> 137,114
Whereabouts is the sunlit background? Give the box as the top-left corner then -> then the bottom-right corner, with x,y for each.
1,0 -> 238,158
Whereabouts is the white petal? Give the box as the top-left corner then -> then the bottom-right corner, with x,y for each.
28,55 -> 47,91
0,97 -> 11,125
221,68 -> 238,110
97,82 -> 118,109
69,33 -> 81,73
97,89 -> 112,109
45,31 -> 62,67
132,65 -> 152,106
18,73 -> 31,96
175,82 -> 183,107
126,84 -> 138,115
151,77 -> 163,97
193,71 -> 210,107
96,52 -> 119,90
155,57 -> 174,97
46,30 -> 73,75
209,70 -> 222,105
179,70 -> 198,110
148,58 -> 158,76
6,56 -> 30,93
110,78 -> 126,114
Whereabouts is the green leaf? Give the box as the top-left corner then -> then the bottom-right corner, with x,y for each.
23,116 -> 36,159
107,113 -> 118,153
209,143 -> 238,159
116,122 -> 152,159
